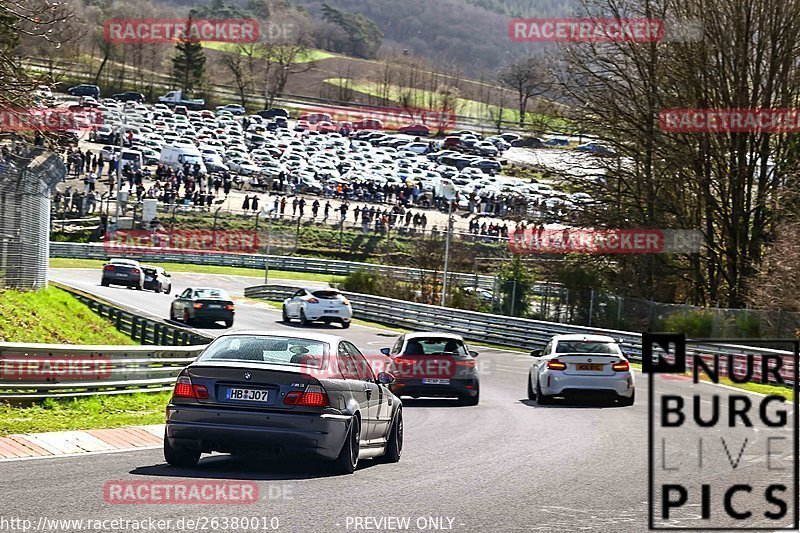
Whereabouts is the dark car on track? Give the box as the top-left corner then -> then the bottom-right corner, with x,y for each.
67,84 -> 100,98
163,331 -> 403,474
101,258 -> 145,289
381,332 -> 480,406
142,265 -> 172,293
258,108 -> 289,119
170,287 -> 235,327
113,91 -> 145,103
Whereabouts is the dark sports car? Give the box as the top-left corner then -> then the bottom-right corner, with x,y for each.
164,331 -> 403,474
170,287 -> 234,327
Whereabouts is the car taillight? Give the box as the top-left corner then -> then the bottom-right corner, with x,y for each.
455,360 -> 476,368
173,376 -> 194,398
612,360 -> 630,372
103,265 -> 114,271
341,298 -> 350,306
193,303 -> 205,309
131,269 -> 139,274
226,304 -> 235,310
284,385 -> 329,407
193,385 -> 209,399
547,359 -> 567,370
308,297 -> 319,303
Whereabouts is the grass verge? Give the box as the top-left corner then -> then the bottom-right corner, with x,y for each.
0,392 -> 170,436
50,258 -> 346,284
0,287 -> 136,345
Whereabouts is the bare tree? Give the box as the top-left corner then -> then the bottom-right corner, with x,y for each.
498,54 -> 551,127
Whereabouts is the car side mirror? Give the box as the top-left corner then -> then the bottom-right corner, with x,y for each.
380,347 -> 390,356
469,350 -> 479,357
376,371 -> 395,385
531,349 -> 542,357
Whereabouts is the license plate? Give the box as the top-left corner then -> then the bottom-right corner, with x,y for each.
208,304 -> 221,308
115,273 -> 127,277
422,378 -> 450,385
324,309 -> 338,314
576,364 -> 604,371
226,388 -> 269,402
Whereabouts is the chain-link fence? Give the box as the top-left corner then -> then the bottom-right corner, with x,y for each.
0,140 -> 65,289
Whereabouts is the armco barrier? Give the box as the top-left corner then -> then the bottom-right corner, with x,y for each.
49,242 -> 497,290
0,343 -> 204,401
52,281 -> 212,346
244,285 -> 798,381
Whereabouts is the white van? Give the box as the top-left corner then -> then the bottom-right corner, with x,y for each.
119,149 -> 143,170
159,145 -> 207,175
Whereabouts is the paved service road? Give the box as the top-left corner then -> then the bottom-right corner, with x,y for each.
0,269 -> 792,532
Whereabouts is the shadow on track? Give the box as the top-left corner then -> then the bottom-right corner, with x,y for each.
131,453 -> 382,481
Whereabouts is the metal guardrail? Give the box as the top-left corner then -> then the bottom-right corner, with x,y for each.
0,343 -> 204,401
49,241 -> 498,290
243,285 -> 799,378
52,281 -> 212,346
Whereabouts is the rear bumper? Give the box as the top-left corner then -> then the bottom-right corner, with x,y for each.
390,378 -> 478,399
102,274 -> 140,286
304,307 -> 352,322
165,405 -> 350,460
194,309 -> 234,321
541,371 -> 634,398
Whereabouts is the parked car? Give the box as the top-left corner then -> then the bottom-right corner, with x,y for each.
163,331 -> 403,473
170,287 -> 235,327
575,142 -> 617,157
381,332 -> 480,406
217,104 -> 246,115
282,288 -> 352,328
527,334 -> 635,405
142,265 -> 172,293
258,108 -> 289,119
101,258 -> 145,289
544,137 -> 570,147
113,91 -> 145,103
511,137 -> 544,148
68,84 -> 100,98
89,125 -> 114,143
398,123 -> 431,136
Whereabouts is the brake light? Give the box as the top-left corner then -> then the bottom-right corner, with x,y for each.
283,385 -> 329,407
226,304 -> 235,310
455,360 -> 476,368
547,359 -> 567,370
308,297 -> 319,303
131,269 -> 139,274
193,303 -> 205,309
103,265 -> 114,271
173,376 -> 194,398
612,360 -> 630,372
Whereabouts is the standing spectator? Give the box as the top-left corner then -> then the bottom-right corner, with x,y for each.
323,201 -> 331,221
251,195 -> 260,212
292,197 -> 299,217
311,199 -> 320,218
279,196 -> 287,216
298,197 -> 306,218
242,195 -> 251,211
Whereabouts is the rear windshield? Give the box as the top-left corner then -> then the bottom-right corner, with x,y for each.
198,336 -> 329,369
193,288 -> 230,300
312,290 -> 342,299
555,341 -> 620,354
109,260 -> 137,267
403,338 -> 467,356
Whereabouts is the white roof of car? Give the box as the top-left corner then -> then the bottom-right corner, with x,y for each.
552,334 -> 619,343
404,331 -> 465,341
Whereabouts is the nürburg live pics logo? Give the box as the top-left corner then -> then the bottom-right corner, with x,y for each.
644,333 -> 798,530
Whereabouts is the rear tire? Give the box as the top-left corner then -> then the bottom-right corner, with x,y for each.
299,309 -> 310,327
101,279 -> 109,287
460,387 -> 479,406
618,391 -> 635,407
163,437 -> 200,467
224,319 -> 233,328
156,283 -> 162,293
527,375 -> 536,400
164,285 -> 171,295
378,410 -> 403,463
135,282 -> 143,290
341,320 -> 351,329
536,380 -> 554,405
183,309 -> 192,325
331,417 -> 359,474
282,306 -> 290,322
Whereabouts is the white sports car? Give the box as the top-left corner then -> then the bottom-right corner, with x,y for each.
527,334 -> 635,405
282,288 -> 352,329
